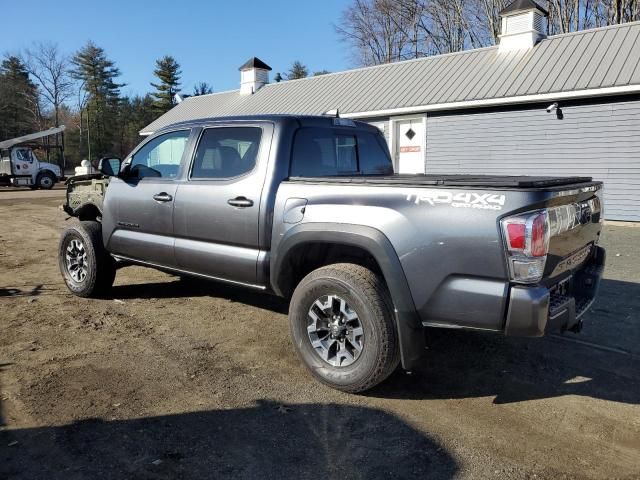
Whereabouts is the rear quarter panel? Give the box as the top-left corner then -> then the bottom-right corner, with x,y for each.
272,181 -> 601,331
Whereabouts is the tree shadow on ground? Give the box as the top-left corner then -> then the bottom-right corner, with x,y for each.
0,400 -> 457,480
0,363 -> 12,428
0,284 -> 46,297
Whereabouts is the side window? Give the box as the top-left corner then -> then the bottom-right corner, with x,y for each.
191,127 -> 262,179
130,130 -> 190,179
15,149 -> 34,163
357,131 -> 393,175
290,128 -> 358,177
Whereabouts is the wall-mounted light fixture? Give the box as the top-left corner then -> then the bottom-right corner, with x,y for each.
546,102 -> 563,119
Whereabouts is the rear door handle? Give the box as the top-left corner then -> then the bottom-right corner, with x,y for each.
227,196 -> 254,208
153,192 -> 173,202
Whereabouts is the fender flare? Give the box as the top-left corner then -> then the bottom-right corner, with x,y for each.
272,223 -> 425,369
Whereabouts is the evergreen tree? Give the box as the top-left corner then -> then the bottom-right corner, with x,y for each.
151,55 -> 181,113
313,70 -> 331,76
286,61 -> 309,80
115,94 -> 156,157
0,56 -> 40,140
71,41 -> 123,159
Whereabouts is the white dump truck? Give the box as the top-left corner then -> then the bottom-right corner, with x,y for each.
0,126 -> 65,189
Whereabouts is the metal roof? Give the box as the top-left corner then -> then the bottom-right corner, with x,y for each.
239,57 -> 272,71
500,0 -> 549,16
141,22 -> 640,135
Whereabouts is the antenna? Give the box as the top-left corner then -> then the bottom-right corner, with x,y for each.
323,108 -> 340,118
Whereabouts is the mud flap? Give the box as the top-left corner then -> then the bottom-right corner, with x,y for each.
396,309 -> 425,370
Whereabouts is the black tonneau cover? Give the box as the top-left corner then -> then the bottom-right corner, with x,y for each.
288,174 -> 594,189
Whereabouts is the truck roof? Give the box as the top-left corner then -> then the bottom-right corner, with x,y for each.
155,114 -> 380,134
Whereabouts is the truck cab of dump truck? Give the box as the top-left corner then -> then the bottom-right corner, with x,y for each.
0,126 -> 66,189
0,147 -> 62,188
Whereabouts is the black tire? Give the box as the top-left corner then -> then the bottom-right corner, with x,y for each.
36,171 -> 55,190
289,263 -> 400,393
58,221 -> 116,298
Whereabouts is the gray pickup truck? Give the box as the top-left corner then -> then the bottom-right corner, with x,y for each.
59,115 -> 605,392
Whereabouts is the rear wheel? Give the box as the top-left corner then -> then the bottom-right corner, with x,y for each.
289,263 -> 400,393
36,171 -> 55,190
58,221 -> 116,298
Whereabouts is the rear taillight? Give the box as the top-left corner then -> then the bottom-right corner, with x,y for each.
506,223 -> 525,250
502,192 -> 602,283
501,211 -> 550,283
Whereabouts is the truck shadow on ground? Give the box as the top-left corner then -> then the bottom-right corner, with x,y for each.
373,278 -> 640,405
0,400 -> 457,480
109,275 -> 639,406
111,276 -> 290,314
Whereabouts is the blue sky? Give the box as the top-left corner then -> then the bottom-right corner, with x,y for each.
2,0 -> 351,97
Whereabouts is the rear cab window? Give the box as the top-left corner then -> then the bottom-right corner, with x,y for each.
290,127 -> 392,177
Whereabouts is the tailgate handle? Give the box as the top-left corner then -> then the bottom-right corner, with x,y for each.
228,197 -> 254,208
153,192 -> 173,202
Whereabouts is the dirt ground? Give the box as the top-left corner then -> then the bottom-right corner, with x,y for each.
0,188 -> 638,480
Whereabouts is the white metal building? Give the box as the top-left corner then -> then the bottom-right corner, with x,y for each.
142,0 -> 640,221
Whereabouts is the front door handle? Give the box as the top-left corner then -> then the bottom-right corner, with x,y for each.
227,196 -> 254,208
153,192 -> 173,202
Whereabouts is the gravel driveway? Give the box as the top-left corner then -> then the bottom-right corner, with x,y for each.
1,189 -> 638,479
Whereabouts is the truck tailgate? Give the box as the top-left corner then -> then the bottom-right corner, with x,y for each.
542,189 -> 603,284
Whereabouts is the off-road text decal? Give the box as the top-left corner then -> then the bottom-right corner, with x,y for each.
406,191 -> 506,210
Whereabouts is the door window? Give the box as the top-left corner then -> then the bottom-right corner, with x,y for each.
130,130 -> 190,179
191,127 -> 262,179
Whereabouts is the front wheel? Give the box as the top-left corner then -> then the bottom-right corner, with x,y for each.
289,263 -> 400,393
36,171 -> 55,189
58,221 -> 116,298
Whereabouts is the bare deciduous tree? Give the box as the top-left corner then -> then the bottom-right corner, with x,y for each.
338,0 -> 638,66
591,0 -> 639,26
23,42 -> 73,127
336,0 -> 416,65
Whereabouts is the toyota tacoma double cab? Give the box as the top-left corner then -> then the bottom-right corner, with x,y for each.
59,115 -> 605,392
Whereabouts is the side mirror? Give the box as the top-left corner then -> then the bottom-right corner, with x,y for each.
98,157 -> 122,177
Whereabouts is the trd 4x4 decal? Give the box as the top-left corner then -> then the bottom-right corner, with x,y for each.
406,191 -> 506,210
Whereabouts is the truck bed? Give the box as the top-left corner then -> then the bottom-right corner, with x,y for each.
287,174 -> 595,189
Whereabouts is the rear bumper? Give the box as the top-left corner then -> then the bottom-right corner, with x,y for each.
504,246 -> 606,336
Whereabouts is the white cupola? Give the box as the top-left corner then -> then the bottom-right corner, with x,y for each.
498,0 -> 549,52
239,57 -> 272,95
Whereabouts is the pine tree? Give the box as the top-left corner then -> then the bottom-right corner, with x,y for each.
151,55 -> 181,114
71,41 -> 124,159
286,61 -> 309,80
0,56 -> 41,139
116,94 -> 156,157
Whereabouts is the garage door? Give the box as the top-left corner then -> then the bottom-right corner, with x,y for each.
425,98 -> 640,221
